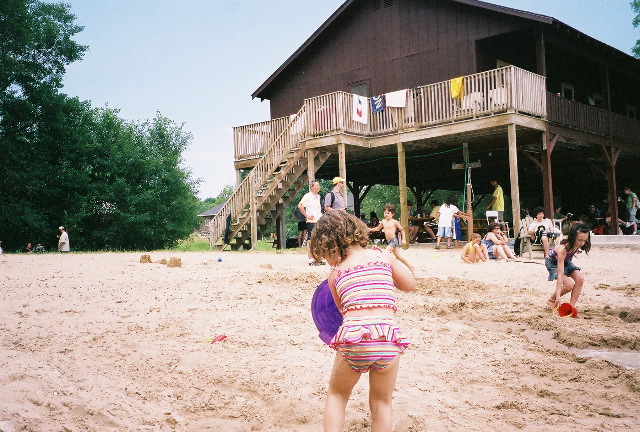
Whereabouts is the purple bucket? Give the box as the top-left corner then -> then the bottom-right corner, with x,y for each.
311,279 -> 343,344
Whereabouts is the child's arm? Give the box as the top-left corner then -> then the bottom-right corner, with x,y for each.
395,220 -> 407,244
368,222 -> 383,232
384,250 -> 416,292
327,269 -> 342,310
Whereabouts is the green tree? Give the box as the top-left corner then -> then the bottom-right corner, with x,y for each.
0,0 -> 86,98
633,0 -> 640,58
199,185 -> 234,213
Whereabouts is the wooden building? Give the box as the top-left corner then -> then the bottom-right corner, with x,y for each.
212,0 -> 640,249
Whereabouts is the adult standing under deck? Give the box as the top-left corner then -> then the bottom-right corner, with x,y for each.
485,179 -> 505,222
324,177 -> 347,212
298,180 -> 324,265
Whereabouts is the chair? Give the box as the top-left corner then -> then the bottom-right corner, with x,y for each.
485,211 -> 510,241
518,216 -> 544,259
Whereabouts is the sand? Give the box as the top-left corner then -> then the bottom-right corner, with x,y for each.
0,246 -> 639,431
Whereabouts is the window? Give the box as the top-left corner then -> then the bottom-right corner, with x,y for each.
350,83 -> 368,97
627,105 -> 637,120
383,0 -> 394,8
371,0 -> 381,11
496,60 -> 510,69
561,83 -> 575,101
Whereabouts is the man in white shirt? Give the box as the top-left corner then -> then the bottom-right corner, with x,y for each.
57,226 -> 70,252
298,180 -> 324,265
527,207 -> 555,256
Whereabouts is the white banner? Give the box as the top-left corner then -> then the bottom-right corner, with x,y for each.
352,94 -> 368,124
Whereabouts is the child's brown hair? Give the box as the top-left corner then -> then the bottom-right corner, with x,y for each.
383,203 -> 396,214
471,233 -> 481,240
309,211 -> 370,262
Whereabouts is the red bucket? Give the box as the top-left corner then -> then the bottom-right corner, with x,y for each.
557,302 -> 578,318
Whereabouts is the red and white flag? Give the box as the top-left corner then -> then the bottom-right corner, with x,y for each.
352,94 -> 368,124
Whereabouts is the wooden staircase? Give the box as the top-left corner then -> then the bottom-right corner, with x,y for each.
207,107 -> 331,250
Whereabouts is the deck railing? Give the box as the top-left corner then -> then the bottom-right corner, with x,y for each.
547,93 -> 640,143
234,66 -> 547,160
212,107 -> 307,244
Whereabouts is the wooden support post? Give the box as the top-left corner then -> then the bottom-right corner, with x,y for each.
542,132 -> 557,219
397,142 -> 408,250
507,123 -> 521,237
338,142 -> 347,203
307,148 -> 316,182
601,145 -> 621,235
276,203 -> 286,249
250,178 -> 258,250
463,143 -> 473,242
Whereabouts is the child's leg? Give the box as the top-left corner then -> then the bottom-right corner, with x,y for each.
324,352 -> 361,432
392,248 -> 414,273
567,270 -> 584,305
548,276 -> 576,307
368,357 -> 400,432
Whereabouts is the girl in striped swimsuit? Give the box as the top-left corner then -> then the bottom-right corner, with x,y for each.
546,223 -> 591,309
310,211 -> 416,432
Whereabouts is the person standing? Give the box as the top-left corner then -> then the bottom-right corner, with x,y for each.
324,177 -> 347,212
57,226 -> 70,252
622,186 -> 638,234
485,179 -> 505,222
298,180 -> 324,265
293,208 -> 307,247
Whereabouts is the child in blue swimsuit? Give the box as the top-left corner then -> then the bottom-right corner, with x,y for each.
310,210 -> 416,432
546,223 -> 591,309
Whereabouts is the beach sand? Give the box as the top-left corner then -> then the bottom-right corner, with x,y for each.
1,246 -> 638,431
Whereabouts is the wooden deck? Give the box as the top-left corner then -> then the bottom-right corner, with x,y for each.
213,66 -> 639,250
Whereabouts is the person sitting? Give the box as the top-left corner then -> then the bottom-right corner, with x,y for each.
481,224 -> 516,260
527,206 -> 556,256
33,243 -> 46,253
406,201 -> 420,244
368,211 -> 380,228
25,242 -> 33,253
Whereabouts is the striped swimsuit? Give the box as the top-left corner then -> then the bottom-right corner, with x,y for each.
329,260 -> 409,373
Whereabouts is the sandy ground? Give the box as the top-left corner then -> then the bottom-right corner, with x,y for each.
0,245 -> 639,432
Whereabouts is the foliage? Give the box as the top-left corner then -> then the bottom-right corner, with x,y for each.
633,0 -> 640,58
0,1 -> 201,251
199,185 -> 233,214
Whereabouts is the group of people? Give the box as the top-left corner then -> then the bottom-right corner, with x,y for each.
307,203 -> 591,431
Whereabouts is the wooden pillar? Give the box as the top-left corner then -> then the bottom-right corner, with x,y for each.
463,143 -> 473,241
307,148 -> 316,182
235,169 -> 243,190
338,143 -> 347,203
249,178 -> 258,250
601,145 -> 621,235
397,142 -> 408,249
507,123 -> 521,237
542,132 -> 557,218
276,203 -> 286,249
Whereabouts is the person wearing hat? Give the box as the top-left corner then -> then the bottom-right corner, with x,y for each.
57,226 -> 70,252
324,177 -> 347,212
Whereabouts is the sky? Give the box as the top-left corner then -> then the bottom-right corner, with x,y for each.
60,0 -> 639,200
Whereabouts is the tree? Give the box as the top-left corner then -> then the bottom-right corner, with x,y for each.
0,1 -> 202,251
0,0 -> 86,99
633,0 -> 640,58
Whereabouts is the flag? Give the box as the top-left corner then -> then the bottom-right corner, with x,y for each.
371,95 -> 385,113
385,90 -> 407,107
352,94 -> 368,124
450,77 -> 464,100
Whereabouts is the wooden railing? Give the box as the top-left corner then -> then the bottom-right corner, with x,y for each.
547,93 -> 640,143
211,107 -> 307,244
234,66 -> 547,160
